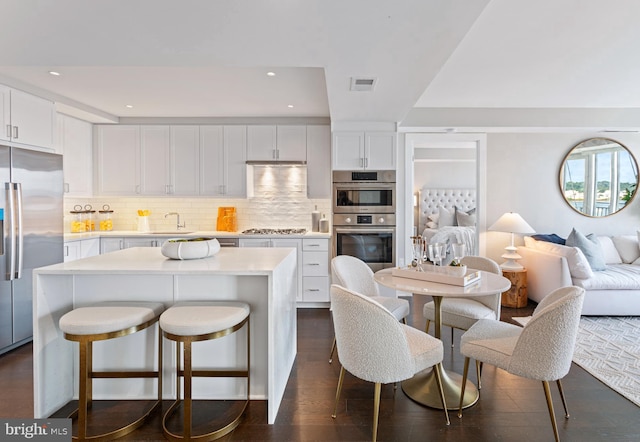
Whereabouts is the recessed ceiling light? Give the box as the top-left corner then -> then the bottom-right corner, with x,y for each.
267,72 -> 276,77
287,104 -> 294,108
48,71 -> 60,76
125,104 -> 134,109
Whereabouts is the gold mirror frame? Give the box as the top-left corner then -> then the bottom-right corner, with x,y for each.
559,137 -> 638,217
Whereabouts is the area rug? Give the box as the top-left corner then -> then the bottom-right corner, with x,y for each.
572,316 -> 640,407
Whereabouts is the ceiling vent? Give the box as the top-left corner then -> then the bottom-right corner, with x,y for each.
350,77 -> 377,92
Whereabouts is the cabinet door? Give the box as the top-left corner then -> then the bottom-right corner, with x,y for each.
100,237 -> 125,253
239,238 -> 271,247
61,115 -> 93,197
0,85 -> 10,143
365,132 -> 396,170
200,125 -> 224,195
247,125 -> 276,161
276,125 -> 306,161
223,125 -> 247,197
63,241 -> 81,262
8,88 -> 54,149
332,131 -> 365,170
140,126 -> 171,195
124,238 -> 160,248
80,238 -> 100,259
95,126 -> 140,195
171,126 -> 200,195
306,125 -> 331,198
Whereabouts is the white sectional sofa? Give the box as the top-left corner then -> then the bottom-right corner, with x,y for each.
518,234 -> 640,316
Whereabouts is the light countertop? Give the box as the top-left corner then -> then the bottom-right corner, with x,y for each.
36,246 -> 296,275
64,230 -> 331,241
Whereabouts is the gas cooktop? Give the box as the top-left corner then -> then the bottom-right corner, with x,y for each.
242,228 -> 307,235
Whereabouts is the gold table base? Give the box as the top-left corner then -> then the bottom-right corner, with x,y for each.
402,367 -> 478,410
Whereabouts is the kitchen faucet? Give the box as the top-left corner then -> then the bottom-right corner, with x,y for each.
164,212 -> 186,230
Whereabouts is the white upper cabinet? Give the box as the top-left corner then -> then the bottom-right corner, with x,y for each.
95,125 -> 140,195
332,131 -> 396,170
59,114 -> 93,197
247,125 -> 306,162
171,126 -> 200,195
200,125 -> 247,197
306,125 -> 331,198
140,126 -> 171,195
276,125 -> 307,161
0,85 -> 55,150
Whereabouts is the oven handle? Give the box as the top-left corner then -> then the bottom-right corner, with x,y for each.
334,227 -> 396,234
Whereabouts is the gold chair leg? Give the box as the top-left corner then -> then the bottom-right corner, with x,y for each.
78,340 -> 89,440
372,383 -> 381,442
329,336 -> 336,363
425,319 -> 431,334
458,357 -> 471,418
332,366 -> 345,418
433,363 -> 450,425
450,327 -> 454,348
556,379 -> 569,418
542,381 -> 560,442
475,360 -> 482,390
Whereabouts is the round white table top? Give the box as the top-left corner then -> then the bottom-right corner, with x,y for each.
374,267 -> 511,298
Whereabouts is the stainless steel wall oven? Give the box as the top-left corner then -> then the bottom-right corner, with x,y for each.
332,171 -> 396,271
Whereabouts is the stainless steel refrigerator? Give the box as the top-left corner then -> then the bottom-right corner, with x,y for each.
0,145 -> 63,355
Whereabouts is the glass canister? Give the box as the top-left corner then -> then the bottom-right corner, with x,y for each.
84,205 -> 96,231
99,204 -> 114,231
70,205 -> 86,233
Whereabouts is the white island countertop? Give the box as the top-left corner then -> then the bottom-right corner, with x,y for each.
33,247 -> 298,424
39,246 -> 296,275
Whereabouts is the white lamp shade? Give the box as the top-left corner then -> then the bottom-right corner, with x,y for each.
488,212 -> 535,234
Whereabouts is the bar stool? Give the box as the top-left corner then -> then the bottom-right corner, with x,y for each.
59,301 -> 165,441
159,301 -> 250,442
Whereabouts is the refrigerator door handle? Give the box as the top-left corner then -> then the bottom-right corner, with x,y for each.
5,182 -> 16,280
15,183 -> 23,279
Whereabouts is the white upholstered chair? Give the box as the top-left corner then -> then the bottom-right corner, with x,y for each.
458,286 -> 585,442
330,284 -> 449,442
329,255 -> 410,363
423,255 -> 502,346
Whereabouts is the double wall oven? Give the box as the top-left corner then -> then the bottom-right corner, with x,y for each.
332,170 -> 396,272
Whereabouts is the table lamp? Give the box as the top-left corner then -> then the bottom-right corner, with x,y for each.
488,212 -> 535,270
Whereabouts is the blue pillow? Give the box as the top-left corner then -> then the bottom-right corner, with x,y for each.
565,228 -> 606,271
531,233 -> 566,245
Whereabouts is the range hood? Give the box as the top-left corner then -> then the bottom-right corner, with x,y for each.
246,160 -> 307,166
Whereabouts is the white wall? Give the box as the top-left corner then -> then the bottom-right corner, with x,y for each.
484,132 -> 640,262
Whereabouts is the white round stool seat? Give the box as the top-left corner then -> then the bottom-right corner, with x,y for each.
60,301 -> 166,336
160,301 -> 250,337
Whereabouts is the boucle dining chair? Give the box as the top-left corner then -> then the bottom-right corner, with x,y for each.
423,255 -> 502,347
457,286 -> 585,442
330,284 -> 449,442
329,255 -> 410,363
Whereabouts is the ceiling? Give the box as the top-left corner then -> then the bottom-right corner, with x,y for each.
1,0 -> 639,127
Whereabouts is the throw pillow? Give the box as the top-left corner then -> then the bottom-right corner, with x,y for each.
455,206 -> 476,226
531,233 -> 566,245
612,235 -> 640,263
597,236 -> 622,264
565,228 -> 607,271
437,206 -> 456,227
530,239 -> 594,279
425,221 -> 438,229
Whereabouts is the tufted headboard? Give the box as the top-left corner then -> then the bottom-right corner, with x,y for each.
418,188 -> 476,229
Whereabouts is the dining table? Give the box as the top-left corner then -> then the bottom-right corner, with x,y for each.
373,266 -> 511,410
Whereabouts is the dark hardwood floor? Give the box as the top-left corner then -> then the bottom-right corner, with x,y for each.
1,296 -> 638,441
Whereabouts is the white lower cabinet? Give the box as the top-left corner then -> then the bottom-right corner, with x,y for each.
302,238 -> 329,302
64,238 -> 100,262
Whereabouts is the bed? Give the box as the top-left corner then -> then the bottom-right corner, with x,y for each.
418,188 -> 477,262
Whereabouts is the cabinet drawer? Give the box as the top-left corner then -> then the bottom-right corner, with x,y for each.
303,251 -> 328,276
303,238 -> 329,251
302,276 -> 329,302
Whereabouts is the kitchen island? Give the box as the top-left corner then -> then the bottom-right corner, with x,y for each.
32,246 -> 297,424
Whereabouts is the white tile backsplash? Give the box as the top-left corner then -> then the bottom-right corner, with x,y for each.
64,166 -> 331,233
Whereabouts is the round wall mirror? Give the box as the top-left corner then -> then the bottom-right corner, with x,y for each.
559,138 -> 638,217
